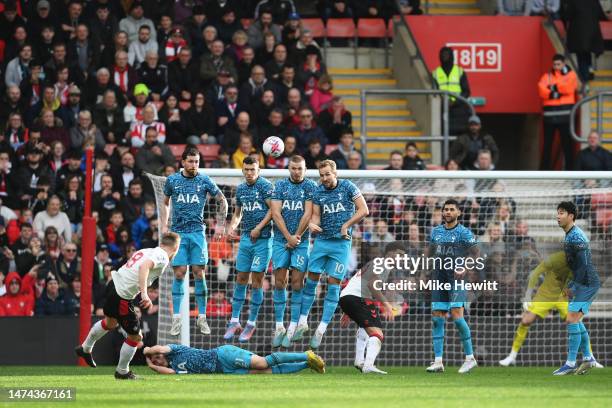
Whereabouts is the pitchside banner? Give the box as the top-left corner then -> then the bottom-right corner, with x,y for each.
406,16 -> 557,114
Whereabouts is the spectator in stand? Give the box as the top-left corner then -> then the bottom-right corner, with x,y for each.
19,59 -> 45,109
111,51 -> 139,97
474,149 -> 495,171
206,290 -> 232,317
90,3 -> 119,50
131,201 -> 156,249
211,148 -> 231,168
0,271 -> 36,316
184,5 -> 209,47
384,150 -> 404,171
64,85 -> 85,129
216,85 -> 246,135
14,146 -> 56,205
120,178 -> 150,225
93,174 -> 122,227
10,221 -> 32,261
158,93 -> 186,144
248,10 -> 282,49
563,0 -> 607,83
264,44 -> 289,81
128,25 -> 158,68
184,91 -> 217,145
4,25 -> 28,63
68,24 -> 100,79
135,127 -> 175,175
223,111 -> 256,152
281,13 -> 302,47
290,29 -> 321,67
56,150 -> 84,192
69,110 -> 106,154
432,46 -> 471,135
236,46 -> 256,86
36,275 -> 74,315
14,235 -> 47,278
226,30 -> 250,65
101,30 -> 129,70
52,65 -> 72,107
575,131 -> 612,170
5,44 -> 33,88
167,47 -> 200,102
497,0 -> 530,15
130,104 -> 166,147
255,31 -> 278,66
93,90 -> 128,143
6,209 -> 33,247
111,151 -> 141,195
58,175 -> 84,228
374,219 -> 395,242
119,1 -> 156,43
239,65 -> 274,110
310,74 -> 334,114
42,225 -> 63,261
292,107 -> 327,152
35,24 -> 57,65
274,64 -> 302,105
298,45 -> 327,97
60,0 -> 85,41
216,9 -> 243,45
529,0 -> 560,19
164,27 -> 188,64
346,150 -> 364,170
85,68 -> 123,108
50,242 -> 81,288
137,52 -> 168,102
64,275 -> 82,315
267,135 -> 297,168
450,115 -> 499,170
318,96 -> 352,144
124,84 -> 156,125
157,14 -> 174,54
200,39 -> 238,87
254,0 -> 297,25
195,25 -> 219,59
92,152 -> 110,193
206,69 -> 234,105
4,112 -> 28,153
251,89 -> 277,128
259,108 -> 286,142
33,195 -> 72,243
105,210 -> 124,245
0,86 -> 27,130
45,42 -> 85,88
402,142 -> 425,170
29,178 -> 52,217
329,129 -> 365,169
0,0 -> 25,40
304,138 -> 326,169
538,54 -> 578,170
231,132 -> 265,168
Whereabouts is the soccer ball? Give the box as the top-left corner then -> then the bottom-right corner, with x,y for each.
262,136 -> 284,158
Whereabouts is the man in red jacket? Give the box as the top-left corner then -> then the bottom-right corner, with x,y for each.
0,270 -> 36,316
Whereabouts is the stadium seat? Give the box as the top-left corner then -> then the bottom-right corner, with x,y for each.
168,144 -> 186,161
325,18 -> 357,67
601,21 -> 612,40
197,144 -> 221,166
357,18 -> 387,39
301,18 -> 326,38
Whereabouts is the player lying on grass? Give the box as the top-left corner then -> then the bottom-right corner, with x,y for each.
76,233 -> 181,380
499,251 -> 603,369
143,344 -> 325,375
340,242 -> 406,375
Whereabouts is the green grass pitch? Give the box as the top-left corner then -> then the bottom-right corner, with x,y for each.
1,366 -> 611,408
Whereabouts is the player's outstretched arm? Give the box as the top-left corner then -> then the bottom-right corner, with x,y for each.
138,260 -> 155,309
145,357 -> 176,375
271,199 -> 295,245
340,195 -> 369,238
214,191 -> 229,233
309,204 -> 322,234
143,345 -> 172,355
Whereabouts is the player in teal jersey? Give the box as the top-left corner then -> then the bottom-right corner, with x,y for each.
553,201 -> 601,376
224,156 -> 274,342
292,160 -> 369,350
162,146 -> 228,336
270,155 -> 318,348
144,344 -> 325,375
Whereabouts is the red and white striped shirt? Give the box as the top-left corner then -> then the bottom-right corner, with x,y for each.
130,120 -> 166,147
165,39 -> 187,63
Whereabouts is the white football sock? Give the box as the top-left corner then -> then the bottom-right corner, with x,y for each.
364,337 -> 382,368
435,357 -> 443,363
246,320 -> 256,327
287,322 -> 297,333
508,350 -> 518,359
298,315 -> 308,326
275,322 -> 285,330
82,320 -> 109,353
116,339 -> 138,374
316,322 -> 328,334
173,314 -> 180,319
355,328 -> 368,365
230,317 -> 240,323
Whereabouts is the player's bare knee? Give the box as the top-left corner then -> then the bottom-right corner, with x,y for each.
273,269 -> 288,288
174,267 -> 187,280
328,276 -> 341,285
236,272 -> 250,285
291,279 -> 304,291
251,273 -> 264,288
450,308 -> 464,320
307,272 -> 320,282
127,333 -> 142,343
104,317 -> 118,329
192,266 -> 205,279
432,310 -> 446,318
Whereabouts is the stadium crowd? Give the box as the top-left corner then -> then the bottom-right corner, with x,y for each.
0,0 -> 609,321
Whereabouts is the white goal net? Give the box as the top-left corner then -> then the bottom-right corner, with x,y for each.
146,170 -> 612,367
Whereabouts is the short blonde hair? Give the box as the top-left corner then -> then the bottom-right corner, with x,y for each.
318,159 -> 337,172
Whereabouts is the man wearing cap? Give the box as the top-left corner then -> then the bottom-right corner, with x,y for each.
56,150 -> 84,191
119,1 -> 156,43
124,83 -> 157,126
27,1 -> 58,38
164,27 -> 188,64
254,0 -> 297,25
128,25 -> 159,68
65,85 -> 84,129
89,3 -> 119,49
185,5 -> 210,47
205,68 -> 233,105
168,47 -> 200,102
36,275 -> 74,315
450,115 -> 499,170
0,1 -> 26,42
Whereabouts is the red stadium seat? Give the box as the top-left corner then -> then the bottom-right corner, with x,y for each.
357,18 -> 387,39
197,144 -> 221,165
168,144 -> 186,161
301,18 -> 325,38
326,18 -> 356,39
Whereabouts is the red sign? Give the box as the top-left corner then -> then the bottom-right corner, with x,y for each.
406,16 -> 556,113
447,43 -> 502,72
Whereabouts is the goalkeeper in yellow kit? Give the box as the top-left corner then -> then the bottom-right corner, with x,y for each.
499,251 -> 604,367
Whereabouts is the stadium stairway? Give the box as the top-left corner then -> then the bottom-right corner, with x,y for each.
328,67 -> 429,165
425,0 -> 481,15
